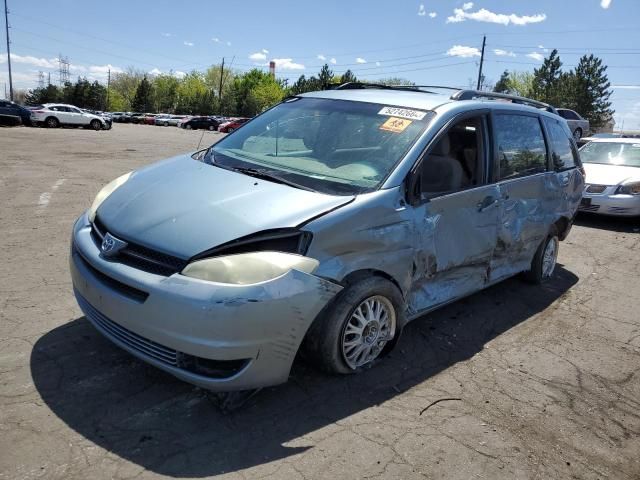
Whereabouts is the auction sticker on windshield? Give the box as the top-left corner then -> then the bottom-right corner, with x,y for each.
378,106 -> 427,121
380,117 -> 412,133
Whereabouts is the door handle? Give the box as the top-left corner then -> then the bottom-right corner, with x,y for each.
560,176 -> 570,187
477,197 -> 499,212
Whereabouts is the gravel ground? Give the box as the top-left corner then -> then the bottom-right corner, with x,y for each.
1,124 -> 639,480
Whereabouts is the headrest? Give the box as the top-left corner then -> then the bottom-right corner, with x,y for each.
431,135 -> 450,156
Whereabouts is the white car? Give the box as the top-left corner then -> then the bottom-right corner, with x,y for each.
579,138 -> 640,216
31,103 -> 111,130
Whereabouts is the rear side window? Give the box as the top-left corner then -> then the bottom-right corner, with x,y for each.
543,117 -> 579,170
494,114 -> 547,180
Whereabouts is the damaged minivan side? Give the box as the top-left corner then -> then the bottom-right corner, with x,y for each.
70,86 -> 584,391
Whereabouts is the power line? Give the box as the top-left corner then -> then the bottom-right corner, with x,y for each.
3,0 -> 12,100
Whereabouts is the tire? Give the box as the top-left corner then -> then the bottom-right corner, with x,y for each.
302,276 -> 404,375
522,226 -> 559,284
208,125 -> 215,131
163,122 -> 168,127
90,119 -> 101,131
185,124 -> 192,130
45,116 -> 59,128
573,128 -> 582,142
227,127 -> 235,133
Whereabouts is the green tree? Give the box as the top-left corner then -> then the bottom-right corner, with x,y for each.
110,68 -> 145,110
494,70 -> 510,93
131,75 -> 153,112
318,64 -> 334,90
375,77 -> 415,86
531,49 -> 563,105
25,84 -> 62,105
152,74 -> 180,112
247,80 -> 285,113
339,70 -> 357,84
570,54 -> 614,129
231,69 -> 278,116
176,71 -> 209,114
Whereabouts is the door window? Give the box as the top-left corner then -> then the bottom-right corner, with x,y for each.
419,115 -> 485,197
543,117 -> 579,170
494,114 -> 547,180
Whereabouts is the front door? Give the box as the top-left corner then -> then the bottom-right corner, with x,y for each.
408,113 -> 499,316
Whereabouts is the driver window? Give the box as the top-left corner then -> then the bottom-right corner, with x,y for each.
419,115 -> 484,196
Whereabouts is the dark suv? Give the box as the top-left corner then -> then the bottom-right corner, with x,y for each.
0,100 -> 32,126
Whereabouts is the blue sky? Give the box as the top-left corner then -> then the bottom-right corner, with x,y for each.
2,0 -> 640,129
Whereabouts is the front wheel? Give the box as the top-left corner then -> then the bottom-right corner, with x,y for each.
302,277 -> 404,374
523,229 -> 559,284
208,125 -> 215,131
185,124 -> 192,130
227,127 -> 235,133
90,119 -> 101,131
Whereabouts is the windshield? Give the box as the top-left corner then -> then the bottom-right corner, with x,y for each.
208,97 -> 433,195
580,142 -> 640,167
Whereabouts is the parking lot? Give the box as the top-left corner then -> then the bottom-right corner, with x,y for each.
1,124 -> 639,479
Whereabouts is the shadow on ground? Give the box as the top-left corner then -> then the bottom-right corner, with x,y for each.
31,267 -> 578,477
575,212 -> 640,233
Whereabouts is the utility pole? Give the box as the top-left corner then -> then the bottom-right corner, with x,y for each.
476,35 -> 486,91
4,0 -> 13,101
106,68 -> 110,111
218,57 -> 225,115
47,72 -> 51,86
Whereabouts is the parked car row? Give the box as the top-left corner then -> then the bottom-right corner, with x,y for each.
108,112 -> 249,131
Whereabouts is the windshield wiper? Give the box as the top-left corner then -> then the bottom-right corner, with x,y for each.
230,166 -> 315,191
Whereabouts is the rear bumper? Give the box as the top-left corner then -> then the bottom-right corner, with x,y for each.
70,213 -> 342,391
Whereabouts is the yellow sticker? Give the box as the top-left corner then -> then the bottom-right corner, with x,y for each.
380,117 -> 413,133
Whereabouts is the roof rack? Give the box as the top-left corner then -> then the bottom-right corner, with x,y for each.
333,83 -> 558,113
334,82 -> 460,94
450,90 -> 557,113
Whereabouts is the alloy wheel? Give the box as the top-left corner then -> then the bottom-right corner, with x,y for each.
341,295 -> 396,369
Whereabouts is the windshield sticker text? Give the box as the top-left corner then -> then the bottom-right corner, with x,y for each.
378,107 -> 427,121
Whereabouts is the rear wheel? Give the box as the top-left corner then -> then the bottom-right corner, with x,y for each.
227,127 -> 235,133
208,125 -> 215,131
523,227 -> 559,284
90,119 -> 101,131
45,116 -> 59,128
185,124 -> 192,130
303,277 -> 403,374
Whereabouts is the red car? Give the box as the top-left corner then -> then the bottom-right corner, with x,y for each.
218,117 -> 250,133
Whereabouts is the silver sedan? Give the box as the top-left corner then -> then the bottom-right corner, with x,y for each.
579,138 -> 640,216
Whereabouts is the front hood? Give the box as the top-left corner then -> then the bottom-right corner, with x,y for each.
97,155 -> 353,258
583,163 -> 640,186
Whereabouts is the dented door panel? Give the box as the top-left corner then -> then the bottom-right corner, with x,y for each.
490,173 -> 558,281
407,184 -> 500,316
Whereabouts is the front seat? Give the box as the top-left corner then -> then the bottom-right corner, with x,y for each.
421,135 -> 465,194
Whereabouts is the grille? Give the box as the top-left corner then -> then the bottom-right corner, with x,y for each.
92,217 -> 187,276
76,290 -> 251,378
76,290 -> 179,366
73,244 -> 149,303
585,184 -> 607,194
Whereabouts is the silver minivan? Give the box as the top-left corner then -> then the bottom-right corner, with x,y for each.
70,86 -> 584,391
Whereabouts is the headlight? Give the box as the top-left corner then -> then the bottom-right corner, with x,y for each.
181,251 -> 319,285
616,181 -> 640,195
88,172 -> 132,221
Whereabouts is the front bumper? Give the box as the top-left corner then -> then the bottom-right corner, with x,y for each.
579,185 -> 640,217
70,213 -> 342,391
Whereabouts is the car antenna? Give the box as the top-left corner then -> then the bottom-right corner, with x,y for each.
197,128 -> 206,150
